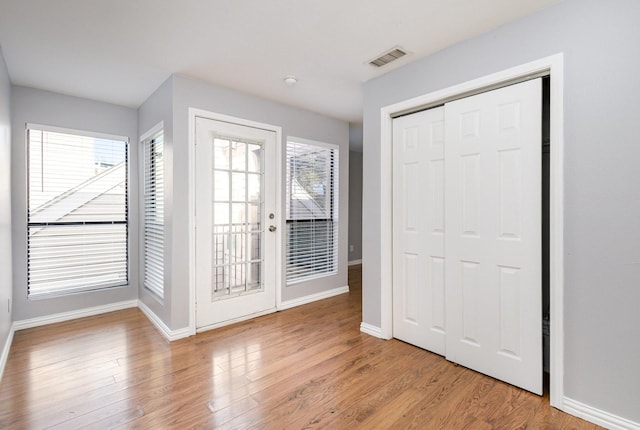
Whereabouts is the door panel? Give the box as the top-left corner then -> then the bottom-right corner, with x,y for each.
445,79 -> 542,394
392,107 -> 446,355
195,117 -> 277,329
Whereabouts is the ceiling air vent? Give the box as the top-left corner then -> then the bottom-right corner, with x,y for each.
369,47 -> 408,68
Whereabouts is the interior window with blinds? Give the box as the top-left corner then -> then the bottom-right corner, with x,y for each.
143,131 -> 164,298
286,138 -> 338,283
27,125 -> 128,298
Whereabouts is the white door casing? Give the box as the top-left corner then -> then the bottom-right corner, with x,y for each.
392,107 -> 446,355
195,117 -> 277,329
444,78 -> 542,394
379,54 -> 564,407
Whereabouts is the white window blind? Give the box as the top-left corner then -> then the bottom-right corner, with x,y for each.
27,125 -> 129,298
143,131 -> 164,298
286,138 -> 338,283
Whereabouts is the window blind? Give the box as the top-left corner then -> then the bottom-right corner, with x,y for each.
286,139 -> 338,283
27,126 -> 129,298
143,132 -> 164,298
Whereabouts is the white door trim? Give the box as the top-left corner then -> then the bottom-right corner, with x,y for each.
188,108 -> 283,335
378,53 -> 564,408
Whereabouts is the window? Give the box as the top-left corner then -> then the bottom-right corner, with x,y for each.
27,125 -> 128,298
286,138 -> 338,283
143,131 -> 164,298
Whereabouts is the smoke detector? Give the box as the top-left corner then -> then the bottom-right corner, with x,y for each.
283,76 -> 298,86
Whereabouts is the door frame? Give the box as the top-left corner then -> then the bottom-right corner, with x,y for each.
188,108 -> 283,333
378,54 -> 564,408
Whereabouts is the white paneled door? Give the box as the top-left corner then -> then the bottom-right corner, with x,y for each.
445,79 -> 542,394
195,117 -> 277,329
392,107 -> 446,355
392,78 -> 542,395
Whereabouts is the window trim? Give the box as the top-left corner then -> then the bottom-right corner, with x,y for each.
26,123 -> 129,144
141,125 -> 165,300
26,123 -> 130,299
285,136 -> 339,285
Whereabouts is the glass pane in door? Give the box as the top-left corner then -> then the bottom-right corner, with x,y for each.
211,137 -> 264,300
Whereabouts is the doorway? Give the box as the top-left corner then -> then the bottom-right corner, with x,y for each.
392,78 -> 544,394
194,116 -> 279,330
378,54 -> 565,407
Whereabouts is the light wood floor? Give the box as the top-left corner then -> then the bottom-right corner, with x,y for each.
0,265 -> 600,429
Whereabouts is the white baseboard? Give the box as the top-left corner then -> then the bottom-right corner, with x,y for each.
196,307 -> 277,333
13,300 -> 139,331
279,286 -> 349,311
563,397 -> 640,430
0,322 -> 16,382
360,322 -> 384,338
138,300 -> 194,341
348,259 -> 362,266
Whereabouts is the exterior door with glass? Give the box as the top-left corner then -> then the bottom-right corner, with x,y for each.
195,117 -> 277,329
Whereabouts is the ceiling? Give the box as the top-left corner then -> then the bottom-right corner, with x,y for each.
0,0 -> 560,124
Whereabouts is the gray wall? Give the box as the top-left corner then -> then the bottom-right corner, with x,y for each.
11,87 -> 139,320
0,48 -> 12,353
348,124 -> 363,263
362,0 -> 640,422
138,75 -> 349,330
138,77 -> 174,328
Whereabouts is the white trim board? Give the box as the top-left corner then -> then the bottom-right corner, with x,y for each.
26,122 -> 129,144
138,300 -> 194,342
188,108 -> 284,333
139,120 -> 164,142
279,286 -> 349,311
348,259 -> 362,266
196,308 -> 277,333
563,397 -> 640,430
13,300 -> 139,331
360,322 -> 383,338
378,54 -> 565,408
0,323 -> 16,383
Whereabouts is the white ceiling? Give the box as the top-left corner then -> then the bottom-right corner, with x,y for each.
0,0 -> 560,124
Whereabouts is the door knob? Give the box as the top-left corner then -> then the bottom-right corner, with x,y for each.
269,225 -> 277,232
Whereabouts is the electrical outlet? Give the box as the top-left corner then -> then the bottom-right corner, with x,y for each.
349,245 -> 354,252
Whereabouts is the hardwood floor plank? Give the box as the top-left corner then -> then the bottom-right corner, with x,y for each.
0,265 -> 601,429
304,355 -> 453,429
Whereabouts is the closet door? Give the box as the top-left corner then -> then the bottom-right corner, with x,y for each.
444,79 -> 542,394
392,107 -> 446,355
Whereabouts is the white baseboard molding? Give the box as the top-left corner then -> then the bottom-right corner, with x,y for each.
138,300 -> 194,341
196,307 -> 277,333
0,322 -> 16,382
563,397 -> 640,430
348,259 -> 362,266
13,300 -> 139,331
279,286 -> 349,311
360,322 -> 384,338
